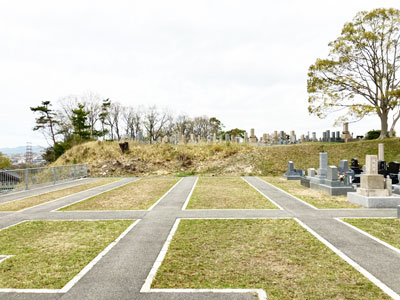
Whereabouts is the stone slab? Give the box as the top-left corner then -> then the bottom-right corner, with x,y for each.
310,182 -> 355,196
300,177 -> 311,188
347,192 -> 400,208
283,174 -> 302,180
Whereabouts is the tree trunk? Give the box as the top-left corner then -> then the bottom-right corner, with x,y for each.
379,111 -> 388,139
389,110 -> 400,138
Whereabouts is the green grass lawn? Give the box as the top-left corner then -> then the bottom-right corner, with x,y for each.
186,177 -> 278,209
0,178 -> 119,211
0,220 -> 134,289
152,219 -> 389,300
60,177 -> 179,210
344,218 -> 400,250
260,176 -> 360,209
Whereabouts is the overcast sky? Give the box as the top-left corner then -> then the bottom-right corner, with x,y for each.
1,0 -> 399,148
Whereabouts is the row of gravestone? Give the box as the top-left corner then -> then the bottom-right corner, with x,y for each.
284,151 -> 400,197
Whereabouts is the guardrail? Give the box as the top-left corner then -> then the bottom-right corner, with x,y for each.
0,164 -> 88,193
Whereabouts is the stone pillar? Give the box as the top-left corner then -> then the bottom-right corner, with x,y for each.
249,128 -> 257,143
317,152 -> 328,178
273,131 -> 278,142
263,133 -> 267,144
327,166 -> 338,181
213,133 -> 217,143
312,132 -> 317,142
343,122 -> 349,132
386,176 -> 393,196
378,143 -> 384,161
307,168 -> 316,177
341,122 -> 352,142
244,132 -> 249,143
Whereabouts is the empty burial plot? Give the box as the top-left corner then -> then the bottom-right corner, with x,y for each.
0,178 -> 119,211
61,177 -> 179,210
0,220 -> 134,289
343,218 -> 400,250
186,177 -> 277,209
260,176 -> 360,209
152,219 -> 389,300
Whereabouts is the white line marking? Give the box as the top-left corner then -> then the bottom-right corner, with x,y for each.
0,178 -> 131,213
141,218 -> 181,292
0,178 -> 101,205
295,218 -> 400,300
181,177 -> 198,210
149,288 -> 267,299
52,178 -> 139,212
255,176 -> 318,210
335,218 -> 400,255
0,219 -> 140,294
147,178 -> 184,211
0,178 -> 89,199
140,218 -> 268,299
0,255 -> 14,264
0,220 -> 29,231
241,177 -> 284,210
60,219 -> 140,292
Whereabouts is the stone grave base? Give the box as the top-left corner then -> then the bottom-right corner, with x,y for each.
283,174 -> 302,180
310,182 -> 355,196
300,177 -> 310,188
393,184 -> 400,195
347,192 -> 400,208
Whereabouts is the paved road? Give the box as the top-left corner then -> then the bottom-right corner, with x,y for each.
0,176 -> 398,300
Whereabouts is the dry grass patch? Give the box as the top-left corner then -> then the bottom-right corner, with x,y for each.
344,218 -> 400,250
187,177 -> 277,209
153,219 -> 389,299
260,176 -> 360,209
61,177 -> 179,210
0,178 -> 119,211
0,220 -> 133,289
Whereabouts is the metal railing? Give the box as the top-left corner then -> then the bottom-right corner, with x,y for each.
0,164 -> 88,193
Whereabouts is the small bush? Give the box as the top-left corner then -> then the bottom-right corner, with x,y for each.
365,130 -> 381,140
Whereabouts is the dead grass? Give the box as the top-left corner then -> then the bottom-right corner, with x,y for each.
0,178 -> 119,211
152,219 -> 389,300
187,177 -> 278,209
260,176 -> 360,209
0,220 -> 133,289
344,218 -> 400,249
52,138 -> 400,177
61,177 -> 179,210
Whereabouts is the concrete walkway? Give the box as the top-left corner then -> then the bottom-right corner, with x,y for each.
0,176 -> 398,300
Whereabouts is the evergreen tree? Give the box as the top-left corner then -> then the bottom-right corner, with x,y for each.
30,101 -> 59,148
71,103 -> 91,140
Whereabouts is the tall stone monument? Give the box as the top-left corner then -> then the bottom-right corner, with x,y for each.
341,122 -> 352,143
347,154 -> 400,207
249,128 -> 258,143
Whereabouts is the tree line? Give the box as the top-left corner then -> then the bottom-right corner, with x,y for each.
30,92 -> 230,161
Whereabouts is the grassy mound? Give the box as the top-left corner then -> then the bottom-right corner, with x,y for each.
53,139 -> 400,177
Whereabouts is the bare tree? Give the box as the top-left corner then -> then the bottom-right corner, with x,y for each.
193,116 -> 211,139
81,91 -> 102,138
107,102 -> 123,140
143,106 -> 171,143
174,115 -> 192,138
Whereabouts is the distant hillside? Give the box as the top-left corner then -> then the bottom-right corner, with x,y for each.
0,146 -> 44,155
53,139 -> 400,177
